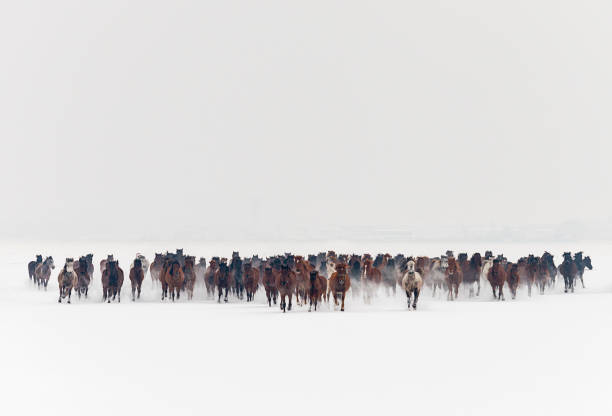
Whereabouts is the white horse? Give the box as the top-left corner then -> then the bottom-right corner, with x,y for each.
401,259 -> 423,310
429,256 -> 448,297
480,258 -> 494,291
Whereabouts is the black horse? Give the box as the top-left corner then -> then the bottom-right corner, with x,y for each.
559,252 -> 577,293
574,252 -> 593,288
229,252 -> 244,299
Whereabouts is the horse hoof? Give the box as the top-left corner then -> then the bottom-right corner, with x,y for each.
67,300 -> 71,304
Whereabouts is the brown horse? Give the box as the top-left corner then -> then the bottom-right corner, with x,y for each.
294,256 -> 312,306
308,270 -> 324,312
35,256 -> 55,290
28,255 -> 43,281
519,257 -> 536,297
204,258 -> 219,298
329,263 -> 351,311
459,253 -> 482,297
415,256 -> 431,287
214,262 -> 232,303
183,256 -> 197,300
58,258 -> 77,303
262,265 -> 278,307
276,264 -> 296,312
129,258 -> 145,301
506,262 -> 520,299
243,262 -> 260,302
487,259 -> 506,300
102,260 -> 124,303
149,253 -> 164,287
74,256 -> 91,299
445,257 -> 463,301
163,257 -> 184,301
99,254 -> 114,276
536,257 -> 551,294
362,258 -> 381,304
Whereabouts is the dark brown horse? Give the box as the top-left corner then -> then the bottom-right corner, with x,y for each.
28,255 -> 42,281
204,258 -> 219,298
459,253 -> 482,297
487,259 -> 506,300
183,256 -> 197,300
308,270 -> 324,312
129,258 -> 145,301
214,262 -> 232,303
102,260 -> 124,303
276,264 -> 296,312
558,252 -> 577,293
163,257 -> 184,301
520,256 -> 537,297
150,253 -> 164,287
506,262 -> 520,299
262,265 -> 278,306
35,256 -> 55,289
445,257 -> 463,301
243,262 -> 260,302
329,263 -> 351,311
74,256 -> 91,299
58,258 -> 77,303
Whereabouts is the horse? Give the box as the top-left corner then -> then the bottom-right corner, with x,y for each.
295,256 -> 312,305
58,258 -> 77,303
559,252 -> 577,293
459,253 -> 482,297
149,253 -> 164,287
229,252 -> 244,299
415,256 -> 431,287
243,262 -> 260,302
204,258 -> 218,298
487,258 -> 506,300
506,262 -> 520,299
99,254 -> 114,276
518,256 -> 536,297
131,253 -> 150,279
362,258 -> 381,304
347,255 -> 361,296
381,258 -> 397,296
102,260 -> 124,303
541,251 -> 557,287
74,256 -> 91,299
401,259 -> 423,310
34,256 -> 55,289
183,256 -> 197,300
276,264 -> 296,312
28,255 -> 43,281
574,252 -> 593,288
129,258 -> 145,301
308,270 -> 324,312
195,257 -> 207,285
328,263 -> 350,311
262,266 -> 278,306
429,256 -> 448,297
214,262 -> 232,303
163,257 -> 184,301
445,256 -> 463,301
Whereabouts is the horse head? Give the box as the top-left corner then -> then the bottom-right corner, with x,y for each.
134,258 -> 142,269
584,256 -> 593,270
563,252 -> 572,262
406,260 -> 416,274
36,255 -> 43,263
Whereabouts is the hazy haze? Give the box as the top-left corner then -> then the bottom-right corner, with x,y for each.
1,1 -> 610,240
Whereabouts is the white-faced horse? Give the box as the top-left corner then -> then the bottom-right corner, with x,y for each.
401,259 -> 423,310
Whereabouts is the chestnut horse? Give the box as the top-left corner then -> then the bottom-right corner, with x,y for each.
183,256 -> 197,300
204,258 -> 219,298
129,258 -> 145,301
487,259 -> 506,300
262,265 -> 278,306
163,257 -> 184,301
102,260 -> 124,303
445,257 -> 463,301
308,270 -> 323,312
362,258 -> 381,304
74,256 -> 91,299
401,259 -> 423,310
35,256 -> 55,290
506,262 -> 520,299
243,262 -> 260,302
276,264 -> 296,312
214,262 -> 232,303
28,255 -> 43,281
329,263 -> 350,311
294,256 -> 311,306
58,258 -> 77,303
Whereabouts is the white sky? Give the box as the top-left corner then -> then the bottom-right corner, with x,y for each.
1,1 -> 610,240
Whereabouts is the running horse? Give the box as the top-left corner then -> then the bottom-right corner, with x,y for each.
347,255 -> 361,296
401,258 -> 423,310
28,255 -> 43,281
381,258 -> 397,296
506,262 -> 520,299
361,258 -> 381,304
429,256 -> 448,297
74,256 -> 91,298
163,256 -> 185,301
204,258 -> 219,298
149,253 -> 164,287
308,270 -> 324,312
459,253 -> 482,297
229,252 -> 244,300
445,256 -> 463,301
276,264 -> 296,312
329,263 -> 351,311
487,258 -> 506,300
102,260 -> 124,303
129,257 -> 145,301
262,265 -> 278,306
243,262 -> 260,302
559,252 -> 577,293
183,256 -> 197,300
574,252 -> 593,289
34,256 -> 55,290
214,262 -> 232,303
58,258 -> 77,303
294,256 -> 311,306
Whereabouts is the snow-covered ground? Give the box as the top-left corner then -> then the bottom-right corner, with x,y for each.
2,240 -> 611,416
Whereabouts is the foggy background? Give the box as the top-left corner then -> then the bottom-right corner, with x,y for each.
1,1 -> 610,242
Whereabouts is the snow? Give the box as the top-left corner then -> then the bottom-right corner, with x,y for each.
2,240 -> 611,416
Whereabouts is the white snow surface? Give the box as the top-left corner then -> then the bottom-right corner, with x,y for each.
2,240 -> 611,416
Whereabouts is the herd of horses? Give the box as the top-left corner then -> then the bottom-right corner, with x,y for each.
27,249 -> 593,311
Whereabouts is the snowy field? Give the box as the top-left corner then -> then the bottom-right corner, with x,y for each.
2,240 -> 611,416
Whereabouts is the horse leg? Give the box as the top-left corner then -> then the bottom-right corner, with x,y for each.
58,287 -> 62,303
406,290 -> 411,309
217,287 -> 222,303
340,292 -> 346,312
499,285 -> 504,301
132,285 -> 136,302
138,282 -> 141,299
476,278 -> 480,296
67,288 -> 72,304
